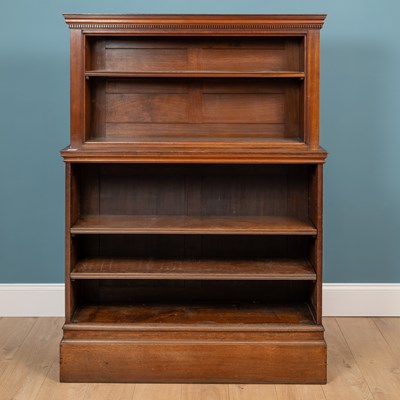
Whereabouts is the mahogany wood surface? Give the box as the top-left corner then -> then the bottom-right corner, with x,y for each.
61,14 -> 327,384
71,215 -> 316,235
71,257 -> 316,280
61,145 -> 327,163
72,302 -> 314,325
60,340 -> 327,384
86,71 -> 305,78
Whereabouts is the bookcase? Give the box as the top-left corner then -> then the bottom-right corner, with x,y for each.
60,14 -> 327,383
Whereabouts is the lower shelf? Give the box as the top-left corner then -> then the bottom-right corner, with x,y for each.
71,301 -> 315,326
71,257 -> 316,280
64,298 -> 324,383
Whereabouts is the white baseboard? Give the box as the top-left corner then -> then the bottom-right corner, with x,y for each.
0,283 -> 399,317
0,284 -> 65,317
323,283 -> 400,316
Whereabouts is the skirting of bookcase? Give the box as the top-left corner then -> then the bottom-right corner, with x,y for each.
60,336 -> 327,383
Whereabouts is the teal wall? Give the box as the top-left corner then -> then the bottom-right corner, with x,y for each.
1,1 -> 399,283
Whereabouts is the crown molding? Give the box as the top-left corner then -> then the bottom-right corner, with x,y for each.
63,14 -> 326,32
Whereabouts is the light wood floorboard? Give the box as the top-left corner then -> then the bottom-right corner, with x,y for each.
0,317 -> 399,400
373,318 -> 400,356
0,317 -> 36,380
229,383 -> 277,400
0,318 -> 63,400
275,384 -> 327,400
133,383 -> 181,400
322,318 -> 373,400
337,317 -> 400,400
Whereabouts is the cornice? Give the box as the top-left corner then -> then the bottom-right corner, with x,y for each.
67,23 -> 324,30
64,14 -> 326,31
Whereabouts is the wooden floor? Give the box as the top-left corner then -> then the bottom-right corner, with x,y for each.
1,318 -> 400,400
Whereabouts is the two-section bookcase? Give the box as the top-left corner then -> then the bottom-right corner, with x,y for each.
61,14 -> 327,383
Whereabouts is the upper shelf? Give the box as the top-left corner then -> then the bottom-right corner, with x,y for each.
85,71 -> 305,79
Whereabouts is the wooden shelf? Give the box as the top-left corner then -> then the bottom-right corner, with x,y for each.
85,71 -> 305,79
61,146 -> 328,164
85,136 -> 304,145
71,215 -> 317,235
71,257 -> 316,281
71,301 -> 315,326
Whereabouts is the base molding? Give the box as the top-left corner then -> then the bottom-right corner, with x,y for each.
322,283 -> 400,316
60,338 -> 327,383
0,283 -> 399,317
0,284 -> 64,317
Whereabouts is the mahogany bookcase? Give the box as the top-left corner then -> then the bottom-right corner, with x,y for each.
60,14 -> 327,383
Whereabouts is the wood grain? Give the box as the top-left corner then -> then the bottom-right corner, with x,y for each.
62,13 -> 326,384
0,318 -> 63,400
34,357 -> 88,400
60,340 -> 326,383
86,71 -> 305,78
322,318 -> 373,400
182,384 -> 229,400
71,215 -> 317,235
133,384 -> 181,400
89,77 -> 299,142
61,146 -> 328,163
0,317 -> 36,378
2,318 -> 399,398
373,317 -> 400,356
83,384 -> 136,400
71,302 -> 315,325
87,37 -> 302,73
275,385 -> 326,400
229,384 -> 278,400
71,257 -> 316,281
337,318 -> 400,400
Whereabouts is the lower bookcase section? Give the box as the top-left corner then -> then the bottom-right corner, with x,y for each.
62,276 -> 325,382
60,337 -> 327,383
64,162 -> 324,383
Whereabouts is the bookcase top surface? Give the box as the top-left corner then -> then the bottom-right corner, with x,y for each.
64,14 -> 326,31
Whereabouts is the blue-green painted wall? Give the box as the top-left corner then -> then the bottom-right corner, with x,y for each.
1,1 -> 399,283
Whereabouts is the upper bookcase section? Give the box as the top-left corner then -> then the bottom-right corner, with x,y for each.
62,14 -> 326,163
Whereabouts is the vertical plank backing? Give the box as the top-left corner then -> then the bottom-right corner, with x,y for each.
285,81 -> 301,139
285,38 -> 302,140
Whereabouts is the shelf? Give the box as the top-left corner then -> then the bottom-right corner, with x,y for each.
71,257 -> 316,281
85,136 -> 304,145
61,145 -> 328,164
71,301 -> 315,326
71,215 -> 317,235
85,71 -> 305,79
